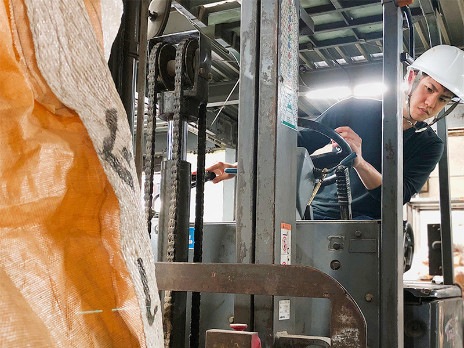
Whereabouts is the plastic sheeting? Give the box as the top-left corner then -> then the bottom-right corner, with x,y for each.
0,0 -> 163,346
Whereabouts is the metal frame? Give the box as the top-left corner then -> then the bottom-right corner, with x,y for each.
136,0 -> 461,346
234,0 -> 260,328
380,1 -> 404,347
155,262 -> 367,348
235,0 -> 300,345
437,115 -> 455,285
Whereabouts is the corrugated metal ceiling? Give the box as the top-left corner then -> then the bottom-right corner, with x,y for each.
157,0 -> 464,148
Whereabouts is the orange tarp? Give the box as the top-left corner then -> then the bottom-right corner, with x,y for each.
0,0 -> 147,345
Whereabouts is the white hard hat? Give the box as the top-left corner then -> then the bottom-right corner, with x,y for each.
408,45 -> 464,101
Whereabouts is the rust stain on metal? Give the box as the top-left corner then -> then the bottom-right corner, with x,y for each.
239,242 -> 248,261
337,305 -> 356,324
331,328 -> 360,347
155,263 -> 367,347
385,139 -> 394,160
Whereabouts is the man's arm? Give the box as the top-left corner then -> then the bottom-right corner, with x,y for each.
334,126 -> 382,190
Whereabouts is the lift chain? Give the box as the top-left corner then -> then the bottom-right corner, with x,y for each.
144,42 -> 163,237
163,39 -> 189,348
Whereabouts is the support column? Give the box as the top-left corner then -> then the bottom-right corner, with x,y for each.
380,1 -> 404,347
430,15 -> 455,286
437,116 -> 454,284
235,1 -> 299,345
235,0 -> 260,327
255,0 -> 299,345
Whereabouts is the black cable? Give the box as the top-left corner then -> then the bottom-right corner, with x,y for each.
401,6 -> 415,63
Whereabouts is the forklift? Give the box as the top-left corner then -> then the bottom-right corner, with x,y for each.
113,0 -> 464,347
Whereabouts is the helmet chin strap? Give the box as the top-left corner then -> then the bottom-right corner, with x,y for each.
421,101 -> 459,131
404,71 -> 460,133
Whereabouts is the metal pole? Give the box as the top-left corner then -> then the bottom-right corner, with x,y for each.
235,0 -> 260,327
437,116 -> 454,284
254,0 -> 299,343
108,0 -> 140,132
135,0 -> 150,186
380,1 -> 404,347
428,10 -> 455,286
167,121 -> 188,161
253,0 -> 279,343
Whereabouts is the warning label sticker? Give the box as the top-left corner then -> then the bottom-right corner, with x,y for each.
279,299 -> 291,320
280,223 -> 291,265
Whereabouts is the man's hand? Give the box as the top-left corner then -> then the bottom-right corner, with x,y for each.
334,126 -> 363,167
332,126 -> 381,190
205,162 -> 237,183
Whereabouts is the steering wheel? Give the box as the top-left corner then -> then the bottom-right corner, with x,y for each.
298,119 -> 354,185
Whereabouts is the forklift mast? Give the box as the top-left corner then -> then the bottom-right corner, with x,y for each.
128,0 -> 462,347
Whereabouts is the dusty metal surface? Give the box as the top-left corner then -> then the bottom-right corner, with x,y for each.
205,329 -> 261,348
380,2 -> 404,347
155,262 -> 367,347
275,332 -> 331,348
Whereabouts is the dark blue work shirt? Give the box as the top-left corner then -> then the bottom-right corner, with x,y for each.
297,97 -> 444,219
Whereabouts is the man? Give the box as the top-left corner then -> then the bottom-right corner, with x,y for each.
207,45 -> 464,220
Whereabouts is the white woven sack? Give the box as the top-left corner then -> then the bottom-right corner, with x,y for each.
22,0 -> 163,346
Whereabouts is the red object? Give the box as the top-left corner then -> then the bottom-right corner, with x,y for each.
229,324 -> 261,348
230,323 -> 248,331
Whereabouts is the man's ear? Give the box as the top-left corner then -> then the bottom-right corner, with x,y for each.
407,70 -> 416,84
404,70 -> 417,95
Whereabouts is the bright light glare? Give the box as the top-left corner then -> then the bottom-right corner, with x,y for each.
306,86 -> 352,100
203,0 -> 238,8
353,83 -> 387,97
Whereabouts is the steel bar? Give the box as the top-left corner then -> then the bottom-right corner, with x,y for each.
111,0 -> 139,132
155,262 -> 367,348
235,0 -> 260,328
254,0 -> 279,344
380,1 -> 404,347
190,103 -> 208,348
135,0 -> 150,185
437,114 -> 455,284
427,2 -> 455,287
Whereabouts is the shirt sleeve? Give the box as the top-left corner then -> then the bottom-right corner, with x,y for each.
367,136 -> 444,204
403,138 -> 444,204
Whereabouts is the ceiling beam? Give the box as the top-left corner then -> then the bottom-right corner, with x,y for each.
334,46 -> 349,62
300,32 -> 383,52
298,52 -> 313,68
355,43 -> 371,61
414,22 -> 430,50
304,1 -> 378,17
436,11 -> 451,45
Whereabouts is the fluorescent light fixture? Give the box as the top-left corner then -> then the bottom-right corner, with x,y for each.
306,86 -> 352,100
203,0 -> 238,8
314,61 -> 329,68
352,55 -> 366,62
353,83 -> 387,97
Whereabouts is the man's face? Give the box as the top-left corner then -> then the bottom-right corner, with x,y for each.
407,75 -> 454,122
